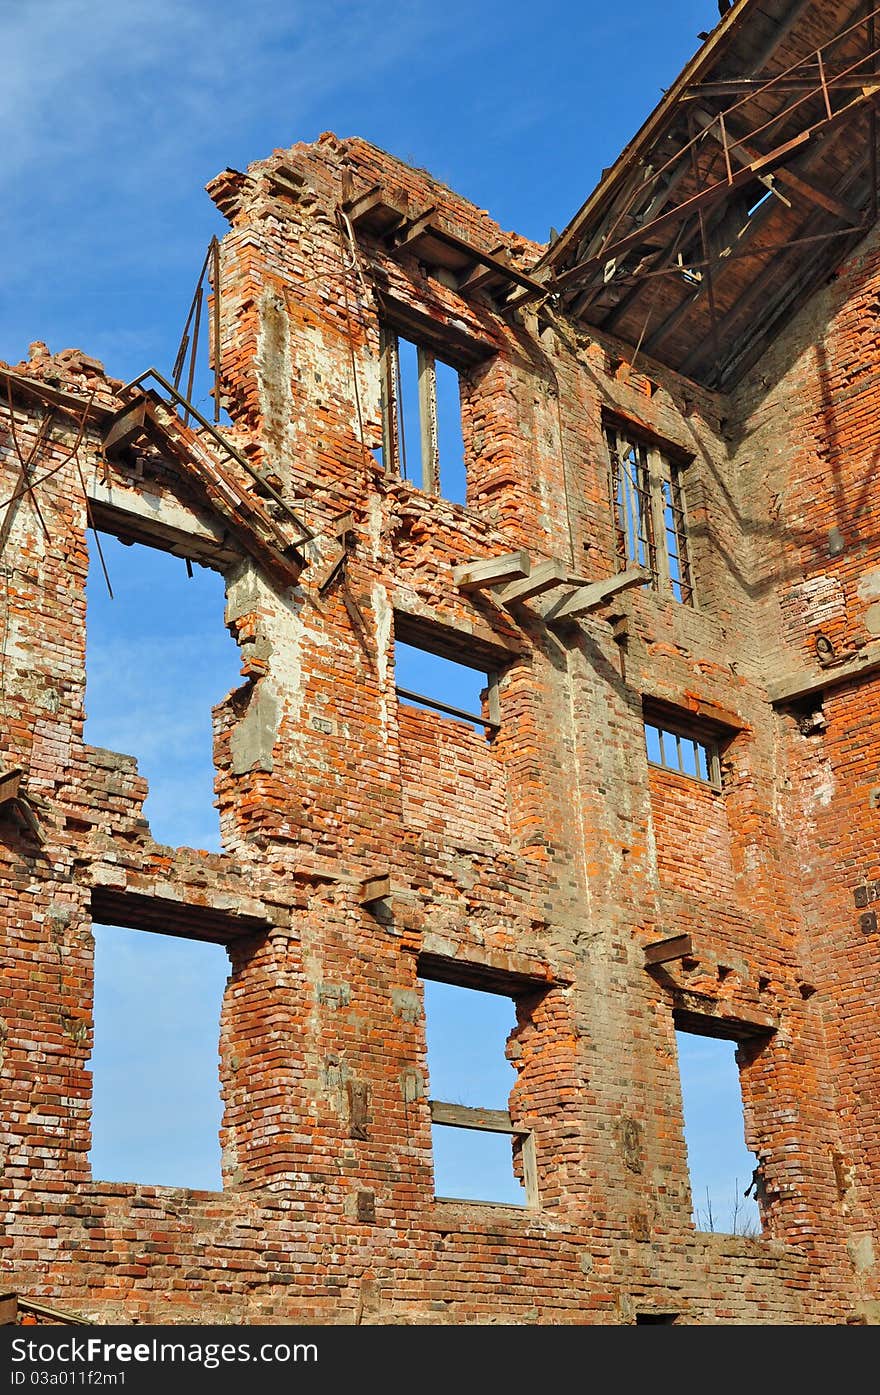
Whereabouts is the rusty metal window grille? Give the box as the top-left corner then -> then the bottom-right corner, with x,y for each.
605,423 -> 694,605
380,327 -> 466,502
645,717 -> 720,789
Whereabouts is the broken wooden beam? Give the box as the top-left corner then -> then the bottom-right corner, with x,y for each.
496,557 -> 568,607
360,873 -> 391,907
546,566 -> 648,622
644,934 -> 693,967
453,550 -> 531,594
101,400 -> 147,457
331,512 -> 355,542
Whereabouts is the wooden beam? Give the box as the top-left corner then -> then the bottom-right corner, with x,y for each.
453,551 -> 531,593
430,1100 -> 518,1134
644,934 -> 694,966
685,75 -> 880,99
496,557 -> 568,607
11,796 -> 44,846
341,183 -> 384,219
331,511 -> 355,542
392,206 -> 438,253
360,873 -> 391,907
392,215 -> 548,299
545,566 -> 648,622
695,109 -> 862,226
0,367 -> 112,424
102,400 -> 148,457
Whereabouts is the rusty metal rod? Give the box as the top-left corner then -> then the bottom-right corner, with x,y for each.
120,367 -> 313,540
395,686 -> 499,732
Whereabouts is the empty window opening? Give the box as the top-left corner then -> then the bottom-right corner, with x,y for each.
675,1028 -> 763,1236
85,532 -> 240,850
605,421 -> 694,605
422,978 -> 535,1207
636,1312 -> 680,1325
90,924 -> 228,1189
644,716 -> 720,788
395,638 -> 498,736
381,328 -> 467,503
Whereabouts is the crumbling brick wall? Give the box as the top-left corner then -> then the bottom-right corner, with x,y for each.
0,127 -> 878,1324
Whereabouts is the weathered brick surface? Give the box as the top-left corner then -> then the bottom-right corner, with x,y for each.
2,122 -> 880,1324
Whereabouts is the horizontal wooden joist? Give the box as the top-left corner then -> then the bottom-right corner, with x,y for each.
453,550 -> 531,593
644,934 -> 694,967
496,557 -> 569,607
360,873 -> 392,907
545,566 -> 648,623
430,1100 -> 520,1134
389,210 -> 548,299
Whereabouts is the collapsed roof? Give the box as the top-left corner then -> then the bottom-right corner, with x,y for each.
531,0 -> 880,390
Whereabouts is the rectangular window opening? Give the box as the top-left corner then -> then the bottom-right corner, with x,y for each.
381,327 -> 467,504
394,632 -> 499,737
674,1025 -> 764,1238
422,977 -> 536,1208
644,710 -> 721,789
605,421 -> 694,606
89,923 -> 228,1190
85,531 -> 240,850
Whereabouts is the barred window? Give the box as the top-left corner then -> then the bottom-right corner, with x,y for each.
644,714 -> 721,790
606,422 -> 694,605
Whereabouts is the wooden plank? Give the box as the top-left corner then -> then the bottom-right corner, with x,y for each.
0,1292 -> 18,1325
360,874 -> 391,906
497,557 -> 568,606
0,367 -> 112,424
430,1100 -> 517,1134
458,264 -> 502,294
644,934 -> 693,966
102,400 -> 147,456
453,551 -> 531,593
391,215 -> 547,297
547,566 -> 648,622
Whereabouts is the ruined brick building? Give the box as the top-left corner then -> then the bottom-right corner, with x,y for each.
4,0 -> 880,1326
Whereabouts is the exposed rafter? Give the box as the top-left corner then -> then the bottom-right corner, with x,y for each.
537,0 -> 880,389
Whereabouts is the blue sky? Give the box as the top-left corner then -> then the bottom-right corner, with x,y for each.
3,0 -> 759,1232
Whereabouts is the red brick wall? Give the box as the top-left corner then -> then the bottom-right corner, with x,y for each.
3,130 -> 878,1324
